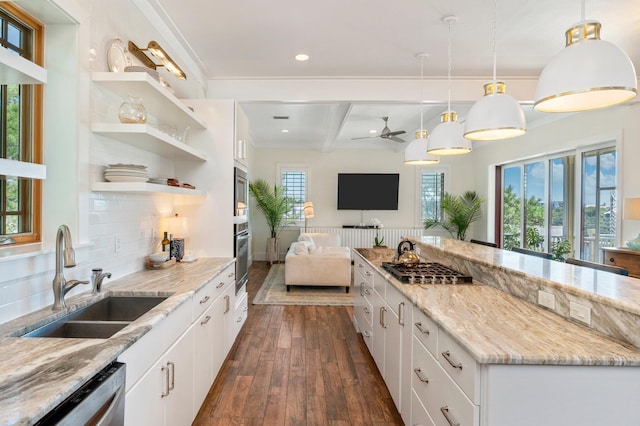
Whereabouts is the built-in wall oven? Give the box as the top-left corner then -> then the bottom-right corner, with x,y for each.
234,167 -> 249,294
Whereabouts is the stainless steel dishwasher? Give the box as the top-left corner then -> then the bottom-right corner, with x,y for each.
34,362 -> 125,426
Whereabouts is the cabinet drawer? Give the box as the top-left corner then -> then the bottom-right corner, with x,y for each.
385,280 -> 405,316
193,281 -> 214,321
413,337 -> 478,426
234,290 -> 248,334
355,257 -> 375,288
212,264 -> 235,299
602,248 -> 640,277
412,389 -> 436,426
438,330 -> 479,404
413,306 -> 438,357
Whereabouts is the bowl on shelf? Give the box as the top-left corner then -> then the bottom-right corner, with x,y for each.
149,252 -> 169,263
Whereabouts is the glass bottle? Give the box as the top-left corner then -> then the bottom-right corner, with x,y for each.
161,231 -> 170,253
118,95 -> 147,124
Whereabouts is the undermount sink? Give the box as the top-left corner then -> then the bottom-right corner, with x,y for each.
21,295 -> 168,339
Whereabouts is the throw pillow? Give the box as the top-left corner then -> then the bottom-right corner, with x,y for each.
293,242 -> 309,255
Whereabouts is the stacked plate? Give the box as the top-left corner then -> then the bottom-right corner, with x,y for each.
148,177 -> 168,185
104,163 -> 149,183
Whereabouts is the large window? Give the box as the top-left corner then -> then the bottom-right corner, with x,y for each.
279,165 -> 308,224
0,5 -> 42,245
420,170 -> 445,224
499,144 -> 615,261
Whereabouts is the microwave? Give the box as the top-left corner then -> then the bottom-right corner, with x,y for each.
234,167 -> 248,220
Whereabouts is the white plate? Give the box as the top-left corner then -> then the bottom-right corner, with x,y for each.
107,163 -> 147,169
104,176 -> 149,183
107,39 -> 132,72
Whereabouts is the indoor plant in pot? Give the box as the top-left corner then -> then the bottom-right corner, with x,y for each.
249,178 -> 292,264
423,190 -> 484,241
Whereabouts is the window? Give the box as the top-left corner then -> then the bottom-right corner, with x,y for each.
279,165 -> 308,224
420,170 -> 445,224
580,147 -> 617,262
0,5 -> 43,245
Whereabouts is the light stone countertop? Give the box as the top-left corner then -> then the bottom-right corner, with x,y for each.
355,247 -> 640,366
0,257 -> 234,426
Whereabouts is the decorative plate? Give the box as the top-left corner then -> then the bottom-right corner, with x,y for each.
107,39 -> 132,72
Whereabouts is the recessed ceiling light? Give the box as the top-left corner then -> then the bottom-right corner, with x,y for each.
281,129 -> 289,133
295,53 -> 309,61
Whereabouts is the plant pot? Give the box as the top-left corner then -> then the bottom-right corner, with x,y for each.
266,237 -> 279,265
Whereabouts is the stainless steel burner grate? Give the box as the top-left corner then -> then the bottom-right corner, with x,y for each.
381,262 -> 472,284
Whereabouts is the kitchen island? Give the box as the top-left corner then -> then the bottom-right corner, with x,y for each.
354,241 -> 640,426
0,257 -> 237,426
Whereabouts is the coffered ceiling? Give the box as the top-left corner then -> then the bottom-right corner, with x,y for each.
145,0 -> 640,151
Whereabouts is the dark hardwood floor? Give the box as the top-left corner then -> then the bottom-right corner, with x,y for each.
193,261 -> 404,425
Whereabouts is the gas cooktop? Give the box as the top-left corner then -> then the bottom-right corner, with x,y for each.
381,262 -> 472,284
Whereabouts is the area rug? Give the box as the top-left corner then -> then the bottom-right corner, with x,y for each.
252,264 -> 354,306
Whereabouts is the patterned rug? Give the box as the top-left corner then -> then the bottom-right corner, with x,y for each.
252,264 -> 354,306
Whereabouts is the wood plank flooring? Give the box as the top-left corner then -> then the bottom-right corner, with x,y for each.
193,261 -> 404,426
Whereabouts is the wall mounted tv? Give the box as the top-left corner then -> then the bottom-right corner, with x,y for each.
337,173 -> 399,210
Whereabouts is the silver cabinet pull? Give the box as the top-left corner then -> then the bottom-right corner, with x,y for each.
360,282 -> 365,297
364,288 -> 372,295
167,361 -> 175,391
415,322 -> 430,335
440,406 -> 460,426
380,306 -> 387,328
237,316 -> 243,323
413,367 -> 429,383
224,295 -> 230,314
228,272 -> 235,278
363,330 -> 372,338
216,282 -> 225,289
357,263 -> 364,268
200,315 -> 211,325
442,350 -> 463,370
199,295 -> 210,304
399,301 -> 405,326
161,365 -> 170,397
363,307 -> 370,314
365,271 -> 372,277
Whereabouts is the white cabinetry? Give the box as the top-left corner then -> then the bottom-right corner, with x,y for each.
119,262 -> 243,426
234,103 -> 250,168
90,72 -> 207,196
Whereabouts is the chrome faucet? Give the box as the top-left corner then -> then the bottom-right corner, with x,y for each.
52,225 -> 89,310
91,268 -> 112,294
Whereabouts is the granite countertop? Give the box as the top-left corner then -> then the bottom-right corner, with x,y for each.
355,248 -> 640,366
0,257 -> 233,426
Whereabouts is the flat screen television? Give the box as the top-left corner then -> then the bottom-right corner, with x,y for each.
337,173 -> 399,210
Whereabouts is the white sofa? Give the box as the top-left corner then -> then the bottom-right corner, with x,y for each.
284,232 -> 352,292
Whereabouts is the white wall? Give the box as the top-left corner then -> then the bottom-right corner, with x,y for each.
248,146 -> 476,260
470,102 -> 640,245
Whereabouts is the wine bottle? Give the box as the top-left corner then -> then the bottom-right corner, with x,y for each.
162,231 -> 170,253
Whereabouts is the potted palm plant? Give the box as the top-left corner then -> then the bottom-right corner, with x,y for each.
424,190 -> 484,241
249,178 -> 292,264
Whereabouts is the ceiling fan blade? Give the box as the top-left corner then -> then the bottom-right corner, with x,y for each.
351,135 -> 379,140
387,130 -> 406,137
388,136 -> 406,143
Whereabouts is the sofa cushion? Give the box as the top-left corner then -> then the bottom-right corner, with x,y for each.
310,246 -> 350,257
292,242 -> 309,255
299,232 -> 341,247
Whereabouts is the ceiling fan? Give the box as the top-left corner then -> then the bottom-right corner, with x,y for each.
352,116 -> 407,143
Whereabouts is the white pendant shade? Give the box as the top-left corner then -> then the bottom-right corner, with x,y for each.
404,130 -> 439,165
464,82 -> 526,141
428,112 -> 472,155
534,21 -> 637,113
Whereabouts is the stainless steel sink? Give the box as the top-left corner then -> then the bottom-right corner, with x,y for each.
22,320 -> 130,338
21,295 -> 168,339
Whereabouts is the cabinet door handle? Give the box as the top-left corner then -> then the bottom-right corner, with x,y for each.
442,350 -> 463,370
440,406 -> 461,426
415,322 -> 430,335
224,295 -> 230,314
237,316 -> 243,323
363,307 -> 370,314
199,295 -> 210,304
399,301 -> 405,326
161,365 -> 170,397
364,288 -> 371,296
413,367 -> 429,383
360,282 -> 364,296
167,361 -> 175,391
365,271 -> 372,277
200,315 -> 211,325
228,272 -> 235,278
380,307 -> 387,328
363,330 -> 372,338
357,263 -> 364,268
216,282 -> 225,289
610,257 -> 615,262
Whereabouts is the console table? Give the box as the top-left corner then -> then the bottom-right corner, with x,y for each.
602,247 -> 640,278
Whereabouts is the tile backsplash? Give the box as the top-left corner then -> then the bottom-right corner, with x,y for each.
0,192 -> 167,324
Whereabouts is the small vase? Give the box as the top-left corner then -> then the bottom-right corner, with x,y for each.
118,96 -> 147,124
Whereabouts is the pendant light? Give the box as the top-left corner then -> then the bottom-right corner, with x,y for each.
427,16 -> 472,156
463,0 -> 526,141
404,53 -> 440,165
534,1 -> 637,112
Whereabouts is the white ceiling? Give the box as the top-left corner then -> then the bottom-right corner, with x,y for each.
146,0 -> 640,151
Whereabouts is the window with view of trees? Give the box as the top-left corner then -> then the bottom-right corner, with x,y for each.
500,146 -> 614,262
279,166 -> 308,223
421,171 -> 445,223
0,5 -> 42,244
